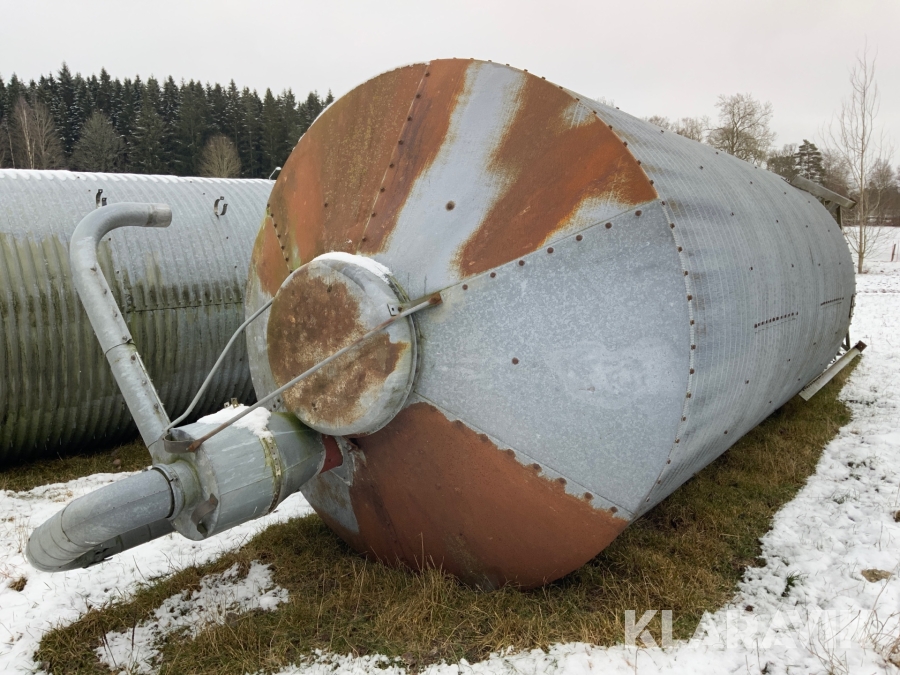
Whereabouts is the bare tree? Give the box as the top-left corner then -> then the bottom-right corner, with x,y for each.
0,120 -> 8,167
645,115 -> 709,142
708,93 -> 775,164
869,158 -> 898,226
824,45 -> 894,272
199,134 -> 241,178
6,97 -> 65,169
71,111 -> 124,172
674,116 -> 709,143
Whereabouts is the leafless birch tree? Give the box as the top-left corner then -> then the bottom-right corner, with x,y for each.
199,134 -> 241,178
7,97 -> 65,169
825,46 -> 894,272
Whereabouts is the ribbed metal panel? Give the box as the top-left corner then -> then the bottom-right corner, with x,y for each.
573,96 -> 855,514
0,170 -> 272,463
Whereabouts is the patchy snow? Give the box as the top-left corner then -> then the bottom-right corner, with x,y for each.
314,251 -> 393,282
0,477 -> 311,674
0,263 -> 898,675
197,403 -> 273,440
97,561 -> 287,675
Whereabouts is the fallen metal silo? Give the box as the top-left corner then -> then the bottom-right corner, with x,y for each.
0,170 -> 271,463
243,59 -> 855,588
27,60 -> 854,590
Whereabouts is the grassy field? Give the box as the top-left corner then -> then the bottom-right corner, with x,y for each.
10,363 -> 856,674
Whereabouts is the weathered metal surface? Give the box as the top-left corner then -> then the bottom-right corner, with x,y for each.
0,170 -> 271,463
267,256 -> 416,436
245,59 -> 854,586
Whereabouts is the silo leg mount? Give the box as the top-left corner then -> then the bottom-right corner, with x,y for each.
799,341 -> 867,401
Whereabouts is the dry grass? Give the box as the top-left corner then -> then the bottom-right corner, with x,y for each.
25,363 -> 856,674
0,439 -> 149,493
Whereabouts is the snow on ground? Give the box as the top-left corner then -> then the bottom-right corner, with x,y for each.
97,561 -> 287,675
0,263 -> 898,675
0,480 -> 311,673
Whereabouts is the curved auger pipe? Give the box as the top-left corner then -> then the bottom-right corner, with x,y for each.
26,469 -> 177,572
27,203 -> 327,573
67,202 -> 176,463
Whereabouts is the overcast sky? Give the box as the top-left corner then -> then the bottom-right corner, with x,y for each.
1,0 -> 897,159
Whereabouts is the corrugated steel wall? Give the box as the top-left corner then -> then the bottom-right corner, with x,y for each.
0,170 -> 272,463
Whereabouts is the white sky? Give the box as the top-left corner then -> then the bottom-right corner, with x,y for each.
0,0 -> 897,159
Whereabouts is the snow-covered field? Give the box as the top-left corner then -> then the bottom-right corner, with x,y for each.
1,262 -> 898,675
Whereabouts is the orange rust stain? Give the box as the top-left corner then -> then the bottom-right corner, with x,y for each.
266,64 -> 426,271
458,74 -> 657,275
251,214 -> 291,298
358,59 -> 471,255
346,402 -> 628,589
266,268 -> 405,431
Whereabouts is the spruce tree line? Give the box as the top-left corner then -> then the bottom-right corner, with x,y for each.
0,63 -> 332,177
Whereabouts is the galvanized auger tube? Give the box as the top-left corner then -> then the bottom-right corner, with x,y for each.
27,204 -> 330,572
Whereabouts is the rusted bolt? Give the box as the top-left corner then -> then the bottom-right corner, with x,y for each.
518,260 -> 525,266
380,187 -> 385,192
670,223 -> 675,229
687,294 -> 692,300
446,201 -> 455,210
750,266 -> 753,270
675,438 -> 680,443
407,116 -> 412,121
724,430 -> 728,434
130,354 -> 136,362
635,210 -> 642,216
608,124 -> 612,129
605,223 -> 612,229
690,344 -> 696,350
661,201 -> 666,205
361,236 -> 367,242
531,463 -> 541,470
650,180 -> 654,185
700,166 -> 704,170
686,392 -> 692,398
556,477 -> 567,486
623,141 -> 628,147
512,357 -> 520,365
610,505 -> 617,513
690,319 -> 695,325
684,270 -> 689,276
689,368 -> 694,374
637,160 -> 641,165
745,380 -> 749,384
584,493 -> 593,501
490,272 -> 496,278
416,94 -> 421,98
398,140 -> 404,145
389,163 -> 395,168
462,284 -> 468,290
576,234 -> 583,241
425,72 -> 430,76
547,247 -> 554,253
677,246 -> 682,252
371,212 -> 377,217
324,202 -> 328,207
682,416 -> 686,421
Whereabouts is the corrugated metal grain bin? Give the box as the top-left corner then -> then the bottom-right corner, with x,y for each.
244,59 -> 855,588
0,170 -> 271,463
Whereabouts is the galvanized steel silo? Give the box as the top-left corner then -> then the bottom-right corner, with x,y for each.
0,170 -> 272,462
243,59 -> 854,588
